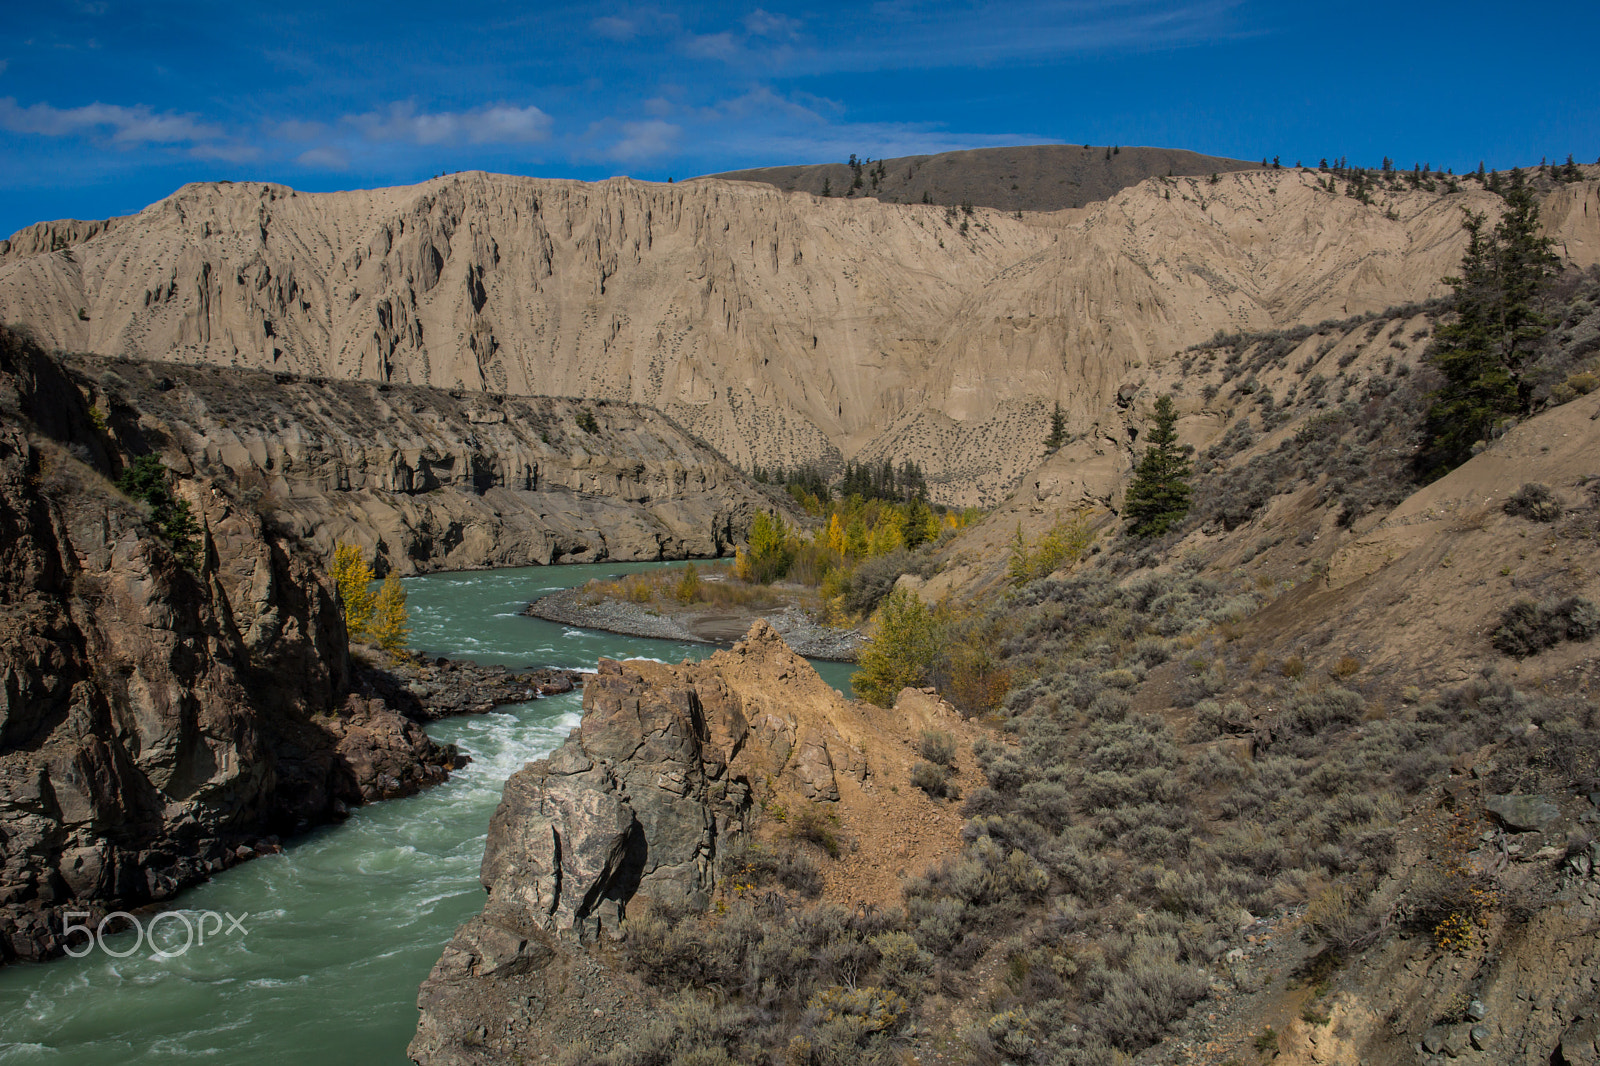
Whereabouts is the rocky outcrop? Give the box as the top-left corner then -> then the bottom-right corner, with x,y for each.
69,353 -> 778,573
409,621 -> 884,1065
484,621 -> 866,938
0,326 -> 458,962
0,216 -> 124,265
5,170 -> 1594,504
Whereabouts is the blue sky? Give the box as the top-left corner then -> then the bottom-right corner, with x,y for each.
2,1 -> 1596,235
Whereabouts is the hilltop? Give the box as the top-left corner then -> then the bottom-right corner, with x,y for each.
700,143 -> 1258,212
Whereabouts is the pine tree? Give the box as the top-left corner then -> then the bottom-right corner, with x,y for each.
1419,171 -> 1558,477
1006,523 -> 1031,586
1044,401 -> 1067,454
1123,395 -> 1192,537
116,454 -> 201,569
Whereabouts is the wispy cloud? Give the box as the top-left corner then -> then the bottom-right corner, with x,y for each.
810,0 -> 1248,72
0,96 -> 224,145
742,9 -> 801,39
608,119 -> 680,162
295,146 -> 349,170
188,142 -> 262,163
348,101 -> 552,146
681,32 -> 740,61
591,16 -> 639,41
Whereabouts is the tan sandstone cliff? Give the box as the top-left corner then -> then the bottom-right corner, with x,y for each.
5,170 -> 1593,504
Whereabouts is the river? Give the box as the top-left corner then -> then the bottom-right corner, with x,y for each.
0,561 -> 856,1065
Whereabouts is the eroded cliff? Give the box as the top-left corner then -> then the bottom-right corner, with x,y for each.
5,170 -> 1593,504
409,621 -> 980,1065
71,353 -> 775,573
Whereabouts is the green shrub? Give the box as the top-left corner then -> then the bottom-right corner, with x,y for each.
719,839 -> 823,898
115,453 -> 201,569
1492,597 -> 1600,656
788,804 -> 843,858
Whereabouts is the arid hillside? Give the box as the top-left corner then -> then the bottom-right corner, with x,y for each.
701,142 -> 1256,211
4,167 -> 1594,505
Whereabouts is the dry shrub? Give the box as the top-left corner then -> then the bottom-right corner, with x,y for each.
1503,482 -> 1562,522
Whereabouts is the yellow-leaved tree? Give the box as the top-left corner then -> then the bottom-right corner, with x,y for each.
330,541 -> 376,635
851,588 -> 942,707
368,573 -> 411,652
330,542 -> 409,651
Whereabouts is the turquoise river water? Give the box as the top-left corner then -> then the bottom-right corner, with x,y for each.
0,561 -> 856,1064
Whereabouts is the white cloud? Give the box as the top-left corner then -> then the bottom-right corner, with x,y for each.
349,101 -> 552,146
608,120 -> 680,162
296,146 -> 349,170
0,96 -> 224,145
272,119 -> 327,142
681,32 -> 739,61
465,104 -> 554,144
713,86 -> 829,124
743,9 -> 801,39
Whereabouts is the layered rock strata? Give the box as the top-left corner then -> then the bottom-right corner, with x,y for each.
6,170 -> 1594,502
68,353 -> 776,573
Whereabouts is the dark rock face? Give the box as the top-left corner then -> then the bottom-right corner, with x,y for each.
0,326 -> 457,963
1486,793 -> 1561,832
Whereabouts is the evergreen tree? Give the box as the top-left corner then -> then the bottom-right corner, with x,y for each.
1418,171 -> 1558,477
1006,523 -> 1031,586
1123,395 -> 1192,537
1043,401 -> 1067,454
117,454 -> 201,569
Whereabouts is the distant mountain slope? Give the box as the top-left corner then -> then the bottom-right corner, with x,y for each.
699,143 -> 1259,211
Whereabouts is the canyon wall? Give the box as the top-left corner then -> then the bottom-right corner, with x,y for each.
0,328 -> 456,962
5,170 -> 1593,504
